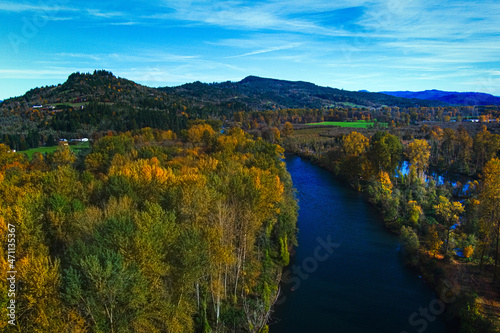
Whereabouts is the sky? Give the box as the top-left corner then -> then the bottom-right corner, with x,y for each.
0,0 -> 500,100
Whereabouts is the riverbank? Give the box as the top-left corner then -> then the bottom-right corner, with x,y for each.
271,155 -> 451,333
284,147 -> 499,332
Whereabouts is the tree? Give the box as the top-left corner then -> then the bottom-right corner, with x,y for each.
425,225 -> 443,258
434,196 -> 464,256
406,139 -> 431,178
369,131 -> 402,174
63,250 -> 148,333
340,132 -> 370,187
478,158 -> 500,282
187,124 -> 216,144
342,131 -> 369,157
407,200 -> 423,227
47,142 -> 76,168
455,126 -> 473,173
400,226 -> 420,265
282,122 -> 293,138
46,134 -> 56,146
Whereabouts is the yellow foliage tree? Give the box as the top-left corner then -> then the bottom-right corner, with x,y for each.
406,139 -> 431,178
478,157 -> 500,281
407,200 -> 423,227
187,124 -> 216,144
377,171 -> 393,195
426,226 -> 443,258
342,132 -> 369,157
282,122 -> 294,137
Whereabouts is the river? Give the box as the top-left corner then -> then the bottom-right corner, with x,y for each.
270,155 -> 455,333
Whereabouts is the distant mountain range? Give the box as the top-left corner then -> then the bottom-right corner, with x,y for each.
379,90 -> 500,106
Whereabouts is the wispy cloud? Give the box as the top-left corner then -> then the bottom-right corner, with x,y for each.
149,0 -> 356,36
226,43 -> 301,58
0,68 -> 76,78
109,21 -> 139,26
86,9 -> 124,18
55,51 -> 200,65
0,1 -> 77,12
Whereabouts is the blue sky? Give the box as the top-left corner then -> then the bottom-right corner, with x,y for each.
1,0 -> 499,100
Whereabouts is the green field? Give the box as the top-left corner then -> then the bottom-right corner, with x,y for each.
306,121 -> 387,128
22,142 -> 90,159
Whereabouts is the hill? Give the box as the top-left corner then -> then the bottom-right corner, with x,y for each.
0,70 -> 185,110
160,75 -> 446,110
380,89 -> 500,106
0,70 -> 191,135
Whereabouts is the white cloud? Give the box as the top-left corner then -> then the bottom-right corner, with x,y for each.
109,21 -> 139,26
0,1 -> 77,12
149,1 -> 356,36
227,43 -> 301,58
86,9 -> 124,18
0,68 -> 76,78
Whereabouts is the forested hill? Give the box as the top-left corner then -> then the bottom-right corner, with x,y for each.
160,75 -> 446,109
380,89 -> 500,106
0,70 -> 187,111
0,71 -> 194,135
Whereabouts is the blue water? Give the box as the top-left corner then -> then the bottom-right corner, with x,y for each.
270,155 -> 453,333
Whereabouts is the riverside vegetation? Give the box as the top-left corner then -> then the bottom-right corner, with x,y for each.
283,123 -> 500,332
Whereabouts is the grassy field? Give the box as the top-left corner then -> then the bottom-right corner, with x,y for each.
306,120 -> 387,128
22,142 -> 90,159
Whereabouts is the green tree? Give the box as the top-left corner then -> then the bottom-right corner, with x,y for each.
400,226 -> 420,265
434,196 -> 464,256
406,139 -> 431,178
369,131 -> 402,174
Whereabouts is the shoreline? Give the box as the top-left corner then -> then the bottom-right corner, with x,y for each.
284,149 -> 499,332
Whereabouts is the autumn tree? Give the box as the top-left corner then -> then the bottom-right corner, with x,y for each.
342,131 -> 369,157
282,122 -> 294,137
341,132 -> 369,186
425,225 -> 443,258
434,196 -> 464,256
478,158 -> 500,281
46,142 -> 76,168
406,139 -> 431,178
187,123 -> 216,145
407,200 -> 423,227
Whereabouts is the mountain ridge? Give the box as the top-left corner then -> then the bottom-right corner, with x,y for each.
380,89 -> 500,106
159,75 -> 447,109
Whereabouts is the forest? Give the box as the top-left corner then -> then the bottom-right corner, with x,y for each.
0,125 -> 297,332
